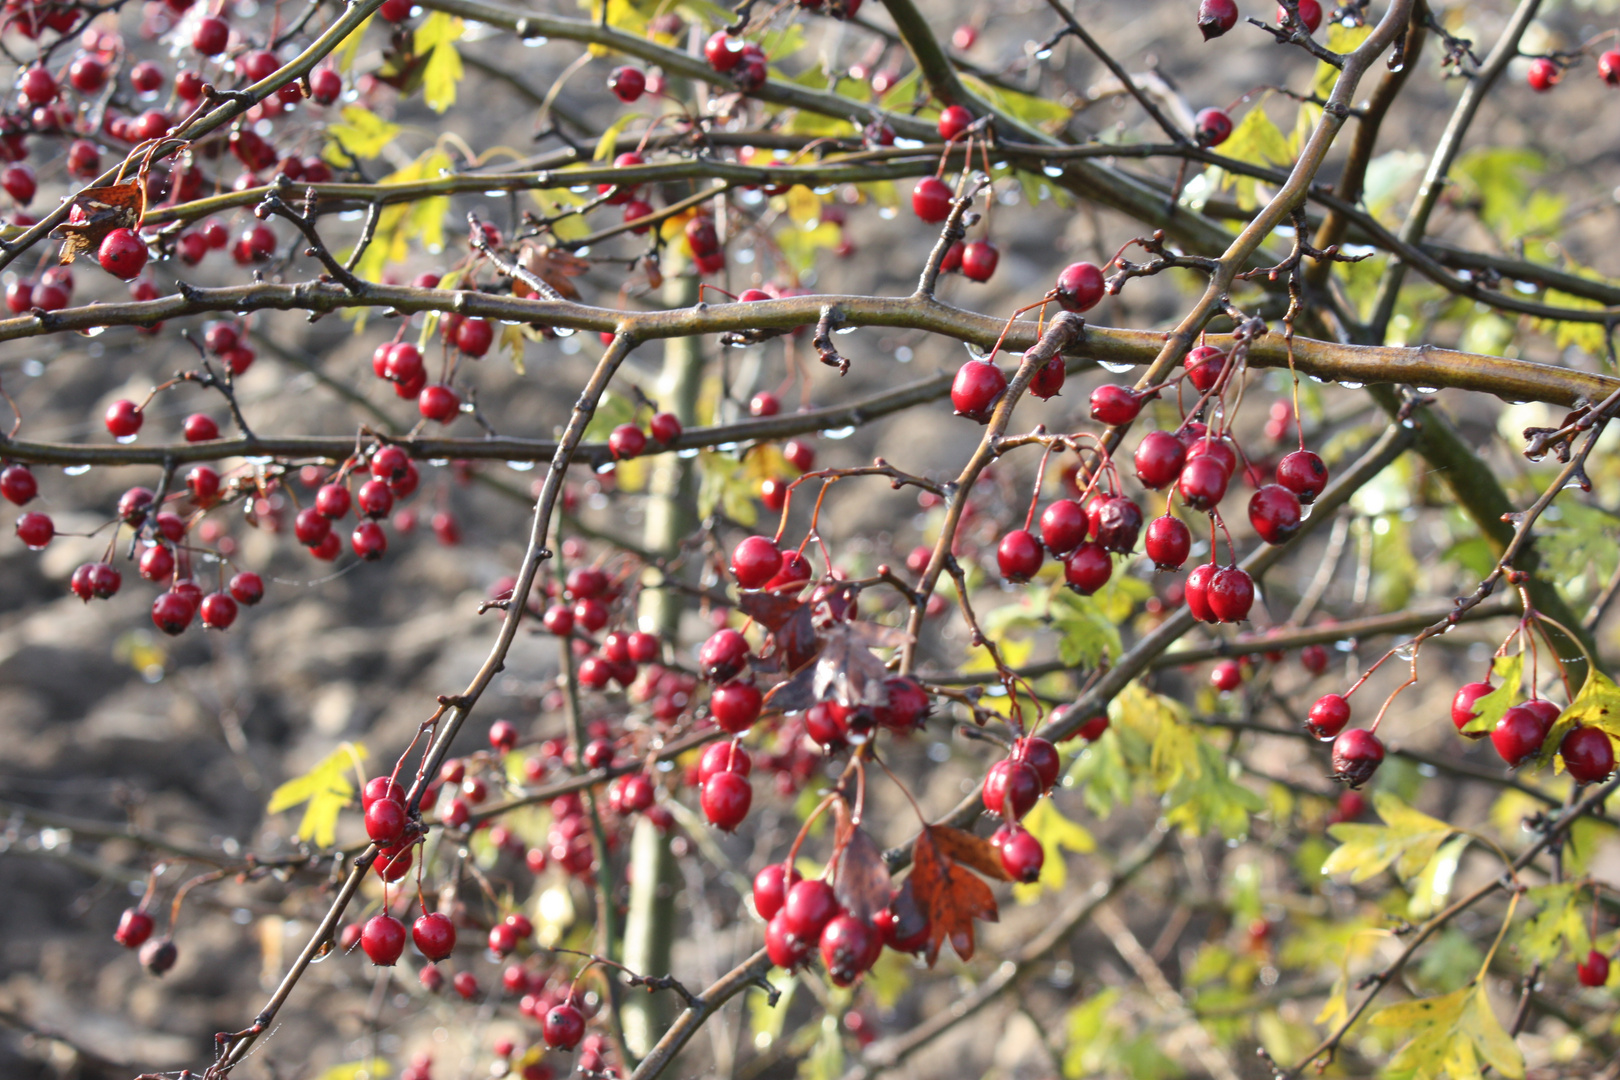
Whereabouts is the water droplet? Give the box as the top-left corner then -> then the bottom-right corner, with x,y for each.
1394,642 -> 1417,661
594,461 -> 615,475
964,341 -> 988,359
893,137 -> 925,150
85,325 -> 105,337
569,185 -> 589,194
1043,165 -> 1064,177
1338,381 -> 1363,389
428,458 -> 450,467
878,207 -> 897,220
1099,360 -> 1134,373
1417,386 -> 1438,393
523,36 -> 548,46
834,325 -> 857,335
821,426 -> 856,440
63,464 -> 90,476
21,358 -> 42,376
677,448 -> 698,459
555,327 -> 574,337
1035,47 -> 1054,59
116,433 -> 136,444
895,346 -> 913,363
484,190 -> 506,198
312,939 -> 334,962
506,460 -> 535,472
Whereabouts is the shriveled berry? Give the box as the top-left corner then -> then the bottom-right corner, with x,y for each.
1331,728 -> 1384,787
1198,0 -> 1238,40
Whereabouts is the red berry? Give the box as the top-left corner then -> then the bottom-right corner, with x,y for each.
1578,949 -> 1611,987
940,241 -> 965,273
1331,729 -> 1384,787
1177,455 -> 1229,511
115,907 -> 155,948
541,1002 -> 585,1050
452,317 -> 493,357
820,913 -> 880,985
1074,713 -> 1109,741
15,510 -> 52,549
1282,0 -> 1322,32
731,535 -> 783,589
1211,659 -> 1243,692
1063,542 -> 1112,594
608,423 -> 647,460
874,676 -> 931,730
698,741 -> 751,783
766,912 -> 812,968
419,384 -> 460,423
105,399 -> 143,439
911,176 -> 953,223
1450,681 -> 1494,737
997,528 -> 1043,582
983,758 -> 1042,819
711,680 -> 763,733
960,240 -> 999,282
0,464 -> 37,505
749,391 -> 779,417
411,912 -> 455,961
294,506 -> 332,547
783,438 -> 815,472
1134,431 -> 1187,490
200,592 -> 237,629
1207,566 -> 1254,623
1194,107 -> 1233,146
1028,357 -> 1066,399
937,104 -> 973,140
310,66 -> 342,104
1300,643 -> 1329,674
1012,736 -> 1061,790
69,56 -> 107,94
782,879 -> 838,940
699,628 -> 750,682
361,914 -> 407,965
1039,499 -> 1088,556
1600,50 -> 1620,86
1248,484 -> 1303,544
753,864 -> 801,921
1090,384 -> 1144,425
97,227 -> 148,278
2,164 -> 35,206
357,479 -> 394,518
1055,261 -> 1105,313
1491,704 -> 1550,767
379,0 -> 412,19
1197,0 -> 1237,39
704,30 -> 743,71
609,65 -> 645,102
542,604 -> 574,635
365,798 -> 407,844
192,16 -> 229,54
1527,57 -> 1560,92
1561,725 -> 1614,785
19,67 -> 57,105
573,597 -> 609,632
1276,450 -> 1328,503
490,718 -> 519,753
685,214 -> 720,257
996,824 -> 1044,883
649,412 -> 682,444
1185,562 -> 1218,622
1307,694 -> 1350,739
352,520 -> 387,560
701,769 -> 751,830
951,360 -> 1006,422
1144,515 -> 1191,570
229,572 -> 264,605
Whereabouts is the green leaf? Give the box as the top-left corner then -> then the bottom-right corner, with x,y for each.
798,1014 -> 844,1080
333,13 -> 374,74
594,110 -> 643,163
1049,587 -> 1123,668
1372,980 -> 1524,1079
1011,797 -> 1095,903
1459,654 -> 1523,737
1408,834 -> 1470,919
1321,791 -> 1455,883
324,105 -> 400,163
1162,739 -> 1265,839
1518,883 -> 1590,965
1312,23 -> 1373,98
962,73 -> 1071,130
267,742 -> 366,848
774,221 -> 842,275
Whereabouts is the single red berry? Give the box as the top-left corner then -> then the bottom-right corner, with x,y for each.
1331,729 -> 1384,787
1578,949 -> 1611,987
1281,0 -> 1322,32
1063,542 -> 1112,595
940,241 -> 965,274
753,864 -> 801,921
1090,384 -> 1144,425
1307,693 -> 1350,739
193,15 -> 230,53
378,0 -> 412,19
1144,514 -> 1191,570
711,680 -> 763,733
1012,736 -> 1061,790
489,718 -> 519,754
874,676 -> 931,731
92,226 -> 146,279
352,520 -> 387,560
419,384 -> 460,423
911,176 -> 953,223
731,535 -> 783,589
1197,0 -> 1238,39
361,914 -> 407,965
951,360 -> 1006,422
89,560 -> 124,598
698,741 -> 751,783
230,571 -> 264,605
608,423 -> 647,460
357,479 -> 394,518
310,66 -> 343,104
1208,566 -> 1254,623
749,391 -> 780,417
181,413 -> 219,443
685,214 -> 720,257
1211,659 -> 1243,692
69,55 -> 107,93
983,758 -> 1042,819
542,604 -> 574,635
1491,704 -> 1550,767
1276,450 -> 1328,503
765,551 -> 813,592
411,912 -> 456,961
937,104 -> 973,140
487,922 -> 518,956
1055,261 -> 1104,312
105,399 -> 143,438
15,510 -> 53,549
294,506 -> 332,547
200,592 -> 238,629
365,797 -> 407,844
1134,431 -> 1187,490
1527,57 -> 1560,92
1177,455 -> 1229,511
573,597 -> 609,632
1450,681 -> 1494,737
997,528 -> 1044,582
701,769 -> 752,830
782,439 -> 815,472
960,240 -> 999,282
1248,484 -> 1303,544
1600,50 -> 1620,86
1194,107 -> 1233,146
1561,725 -> 1614,785
115,907 -> 155,948
1028,357 -> 1066,399
0,464 -> 37,505
820,913 -> 881,985
699,628 -> 750,682
649,412 -> 682,444
314,483 -> 351,519
766,912 -> 812,969
704,30 -> 743,72
996,824 -> 1045,883
782,879 -> 838,941
19,67 -> 57,105
1185,562 -> 1218,622
1300,643 -> 1329,674
2,164 -> 35,206
1039,499 -> 1088,556
609,65 -> 645,102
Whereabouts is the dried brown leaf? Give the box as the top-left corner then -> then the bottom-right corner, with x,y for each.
911,825 -> 999,965
834,825 -> 892,924
929,825 -> 1014,882
517,244 -> 590,300
54,181 -> 145,265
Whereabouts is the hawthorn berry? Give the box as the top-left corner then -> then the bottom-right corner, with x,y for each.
1134,430 -> 1187,489
699,741 -> 751,783
753,864 -> 802,921
229,572 -> 265,605
1561,725 -> 1614,785
711,680 -> 763,733
911,176 -> 953,223
951,360 -> 1006,422
1331,728 -> 1384,787
1039,499 -> 1088,556
1248,484 -> 1303,544
141,937 -> 178,975
419,384 -> 460,423
1185,562 -> 1218,622
1,164 -> 34,205
1578,949 -> 1611,988
1450,681 -> 1493,737
1055,261 -> 1105,312
1527,57 -> 1560,92
1276,449 -> 1328,503
1063,542 -> 1112,594
937,104 -> 973,140
352,520 -> 387,560
1211,659 -> 1243,692
105,399 -> 144,438
1012,736 -> 1061,790
1601,50 -> 1620,86
782,879 -> 838,941
1090,496 -> 1143,553
1177,454 -> 1229,511
997,528 -> 1043,582
766,913 -> 811,969
310,66 -> 343,104
200,592 -> 238,629
608,65 -> 645,102
1144,515 -> 1191,570
1029,357 -> 1066,399
820,913 -> 881,985
0,464 -> 37,505
1300,643 -> 1330,674
960,241 -> 999,282
731,535 -> 783,589
1090,384 -> 1144,425
749,391 -> 780,417
983,758 -> 1042,819
15,511 -> 52,549
1307,693 -> 1350,739
704,30 -> 743,72
1194,107 -> 1233,147
1197,0 -> 1237,39
361,914 -> 407,965
700,769 -> 752,830
1281,0 -> 1322,31
996,824 -> 1044,883
1491,704 -> 1550,767
1207,566 -> 1254,622
649,412 -> 682,444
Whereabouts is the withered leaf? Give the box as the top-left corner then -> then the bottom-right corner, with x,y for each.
833,825 -> 892,924
888,876 -> 928,945
54,181 -> 145,265
911,825 -> 999,966
929,824 -> 1014,883
737,590 -> 805,632
760,660 -> 818,713
813,621 -> 894,709
516,244 -> 590,300
739,591 -> 821,674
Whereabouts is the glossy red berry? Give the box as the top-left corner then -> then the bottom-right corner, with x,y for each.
649,412 -> 682,444
365,797 -> 407,844
1055,261 -> 1105,313
1134,431 -> 1187,490
609,65 -> 646,102
543,1003 -> 585,1050
711,680 -> 762,733
115,907 -> 155,948
983,758 -> 1042,819
419,384 -> 460,423
1207,566 -> 1254,623
911,176 -> 953,223
1185,562 -> 1218,622
1307,694 -> 1350,739
357,480 -> 394,518
1578,949 -> 1611,987
361,914 -> 407,965
937,104 -> 973,140
997,528 -> 1043,582
782,879 -> 838,941
2,164 -> 35,205
1601,50 -> 1620,86
951,360 -> 1006,422
310,66 -> 343,104
960,241 -> 999,282
412,912 -> 456,961
1492,704 -> 1550,767
1276,450 -> 1328,503
1197,0 -> 1238,39
1211,659 -> 1243,692
1331,728 -> 1384,787
766,912 -> 811,968
782,438 -> 815,472
1177,455 -> 1229,511
749,390 -> 779,417
1063,542 -> 1112,594
1248,484 -> 1303,544
701,769 -> 752,830
1561,725 -> 1614,785
1028,357 -> 1066,399
704,30 -> 743,72
1194,107 -> 1233,146
0,464 -> 36,505
820,913 -> 880,985
105,399 -> 143,438
1282,0 -> 1322,32
1527,57 -> 1560,92
1144,515 -> 1191,570
1450,681 -> 1493,737
352,520 -> 387,560
1012,736 -> 1061,790
15,511 -> 52,548
608,423 -> 647,460
1039,499 -> 1088,556
753,864 -> 801,921
230,572 -> 264,605
996,825 -> 1044,883
19,67 -> 57,105
69,55 -> 107,93
731,535 -> 783,589
455,317 -> 493,356
200,592 -> 238,629
1089,384 -> 1144,425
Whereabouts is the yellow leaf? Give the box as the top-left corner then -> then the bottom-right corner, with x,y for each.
267,742 -> 366,848
785,185 -> 821,226
420,36 -> 462,112
594,111 -> 643,163
499,323 -> 526,374
1321,790 -> 1454,884
1313,23 -> 1374,99
333,14 -> 373,74
1011,797 -> 1095,903
1537,668 -> 1620,769
324,105 -> 400,163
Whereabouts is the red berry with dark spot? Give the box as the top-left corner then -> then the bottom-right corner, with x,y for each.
1561,725 -> 1614,785
1144,514 -> 1191,570
1063,542 -> 1112,595
1331,728 -> 1384,787
951,360 -> 1006,422
230,572 -> 264,605
1195,107 -> 1233,146
1276,450 -> 1328,503
116,907 -> 155,948
996,825 -> 1044,883
820,913 -> 881,985
1248,484 -> 1303,544
1177,455 -> 1229,511
1091,496 -> 1142,553
352,520 -> 387,560
543,1002 -> 585,1050
1307,693 -> 1350,739
997,528 -> 1043,583
609,65 -> 646,102
1197,0 -> 1237,39
1600,50 -> 1620,86
1055,261 -> 1104,312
